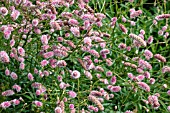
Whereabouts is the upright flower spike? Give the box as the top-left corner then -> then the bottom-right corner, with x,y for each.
88,95 -> 104,111
129,33 -> 146,47
137,82 -> 150,92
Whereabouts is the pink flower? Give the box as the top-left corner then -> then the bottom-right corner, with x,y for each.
89,50 -> 100,58
154,54 -> 166,62
136,75 -> 145,81
19,62 -> 25,70
71,70 -> 80,79
11,10 -> 20,20
41,60 -> 49,67
57,37 -> 63,42
12,99 -> 20,105
143,71 -> 150,78
118,43 -> 126,49
2,90 -> 15,96
148,95 -> 160,109
18,46 -> 25,56
34,101 -> 43,107
167,90 -> 170,95
84,71 -> 92,80
110,76 -> 116,85
162,66 -> 170,73
70,27 -> 80,37
5,68 -> 10,76
68,91 -> 77,98
55,106 -> 62,113
106,71 -> 112,77
0,7 -> 8,16
155,14 -> 170,20
130,21 -> 136,26
167,106 -> 170,111
119,24 -> 128,34
128,73 -> 134,79
68,19 -> 79,25
0,101 -> 11,109
122,17 -> 126,22
125,110 -> 133,113
32,19 -> 39,26
69,104 -> 74,110
50,21 -> 61,30
110,86 -> 121,92
10,72 -> 18,80
28,73 -> 34,81
31,82 -> 42,88
12,84 -> 21,92
0,51 -> 10,63
144,50 -> 153,60
36,90 -> 41,96
56,60 -> 67,67
41,35 -> 48,45
137,82 -> 150,92
147,36 -> 154,44
84,37 -> 92,46
149,78 -> 155,84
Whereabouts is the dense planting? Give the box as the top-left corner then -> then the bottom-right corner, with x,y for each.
0,0 -> 170,113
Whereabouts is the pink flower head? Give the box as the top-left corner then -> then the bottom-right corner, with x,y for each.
119,24 -> 128,34
56,60 -> 67,67
2,90 -> 15,96
0,51 -> 10,63
68,19 -> 79,25
167,106 -> 170,111
68,91 -> 77,98
28,73 -> 34,81
154,54 -> 166,62
57,37 -> 63,42
41,60 -> 49,67
162,66 -> 170,73
149,78 -> 155,84
106,71 -> 112,77
167,90 -> 170,95
137,82 -> 150,92
136,75 -> 145,81
140,29 -> 145,35
0,7 -> 8,16
12,99 -> 20,105
84,37 -> 92,46
12,84 -> 21,92
144,50 -> 153,60
19,62 -> 25,70
41,35 -> 48,45
122,16 -> 127,22
11,10 -> 20,20
10,72 -> 18,80
110,86 -> 121,92
84,71 -> 92,80
32,19 -> 39,26
55,106 -> 62,113
110,76 -> 116,85
127,73 -> 134,79
5,68 -> 10,76
70,27 -> 80,37
50,21 -> 61,30
71,70 -> 80,79
118,43 -> 126,49
0,101 -> 11,109
143,71 -> 150,79
43,51 -> 54,59
34,101 -> 43,107
69,104 -> 74,110
18,46 -> 25,56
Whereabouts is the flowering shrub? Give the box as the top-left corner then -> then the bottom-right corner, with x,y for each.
0,0 -> 170,113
